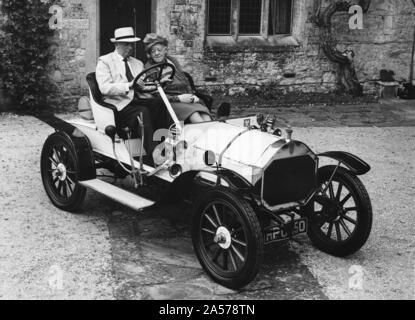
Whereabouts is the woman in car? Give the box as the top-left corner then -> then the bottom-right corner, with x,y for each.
141,33 -> 212,124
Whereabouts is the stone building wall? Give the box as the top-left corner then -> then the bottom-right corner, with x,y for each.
161,0 -> 336,95
44,0 -> 97,109
0,0 -> 10,110
159,0 -> 415,97
0,0 -> 95,109
1,0 -> 414,109
331,0 -> 415,89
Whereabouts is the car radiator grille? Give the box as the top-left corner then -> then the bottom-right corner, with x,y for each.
255,155 -> 317,207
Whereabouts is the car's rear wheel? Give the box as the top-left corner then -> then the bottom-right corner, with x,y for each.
191,188 -> 263,290
41,133 -> 86,212
306,166 -> 372,257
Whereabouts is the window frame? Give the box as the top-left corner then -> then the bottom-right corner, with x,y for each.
237,0 -> 264,36
206,0 -> 294,39
206,0 -> 232,36
267,0 -> 294,36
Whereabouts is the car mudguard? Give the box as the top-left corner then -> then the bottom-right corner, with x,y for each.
37,112 -> 96,181
318,151 -> 371,175
160,169 -> 257,204
194,168 -> 254,191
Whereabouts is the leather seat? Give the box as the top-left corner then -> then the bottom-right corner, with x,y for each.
86,73 -> 119,114
86,73 -> 133,140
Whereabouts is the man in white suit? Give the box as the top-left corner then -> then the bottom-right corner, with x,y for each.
96,27 -> 171,164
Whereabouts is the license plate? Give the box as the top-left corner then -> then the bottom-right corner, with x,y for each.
264,218 -> 308,244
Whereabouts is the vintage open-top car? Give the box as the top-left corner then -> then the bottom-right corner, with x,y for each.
40,63 -> 373,289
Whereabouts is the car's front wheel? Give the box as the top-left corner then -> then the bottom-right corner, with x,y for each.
306,166 -> 373,257
191,188 -> 263,290
41,133 -> 86,212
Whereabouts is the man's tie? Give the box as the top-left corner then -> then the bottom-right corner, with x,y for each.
124,58 -> 134,82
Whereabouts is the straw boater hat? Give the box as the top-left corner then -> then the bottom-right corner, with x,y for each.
111,27 -> 141,43
143,33 -> 169,52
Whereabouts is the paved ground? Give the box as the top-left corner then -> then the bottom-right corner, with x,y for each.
234,98 -> 415,127
0,98 -> 414,300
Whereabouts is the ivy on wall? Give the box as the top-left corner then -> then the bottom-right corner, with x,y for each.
0,0 -> 53,111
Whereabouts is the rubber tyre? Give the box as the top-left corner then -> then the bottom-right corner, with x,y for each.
41,133 -> 87,212
307,166 -> 372,257
191,188 -> 263,289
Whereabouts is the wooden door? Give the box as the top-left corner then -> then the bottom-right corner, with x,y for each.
100,0 -> 152,62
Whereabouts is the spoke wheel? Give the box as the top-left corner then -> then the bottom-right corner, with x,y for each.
191,188 -> 263,290
41,133 -> 87,212
306,166 -> 372,257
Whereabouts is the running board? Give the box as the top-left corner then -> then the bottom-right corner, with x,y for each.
80,179 -> 155,212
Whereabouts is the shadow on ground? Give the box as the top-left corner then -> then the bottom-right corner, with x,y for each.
98,195 -> 327,300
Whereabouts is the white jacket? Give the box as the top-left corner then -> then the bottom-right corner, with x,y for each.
96,51 -> 144,111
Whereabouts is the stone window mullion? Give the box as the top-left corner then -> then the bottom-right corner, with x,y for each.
261,0 -> 270,39
231,0 -> 240,40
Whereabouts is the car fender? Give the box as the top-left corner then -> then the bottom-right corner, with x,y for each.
160,169 -> 257,204
195,168 -> 254,191
318,151 -> 371,175
48,124 -> 96,182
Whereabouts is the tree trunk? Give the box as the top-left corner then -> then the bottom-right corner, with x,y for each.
338,59 -> 363,96
314,0 -> 371,96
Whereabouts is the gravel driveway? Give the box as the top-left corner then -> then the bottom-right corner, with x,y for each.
295,126 -> 415,300
0,113 -> 413,300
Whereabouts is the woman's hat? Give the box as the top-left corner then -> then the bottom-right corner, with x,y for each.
143,33 -> 168,52
111,27 -> 141,43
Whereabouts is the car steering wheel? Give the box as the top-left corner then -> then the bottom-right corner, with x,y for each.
132,62 -> 176,93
